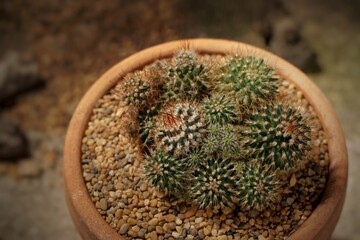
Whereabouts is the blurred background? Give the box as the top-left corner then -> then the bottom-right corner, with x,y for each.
0,0 -> 359,239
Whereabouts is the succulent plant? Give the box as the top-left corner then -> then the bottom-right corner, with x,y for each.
162,50 -> 209,101
218,56 -> 279,112
115,49 -> 315,211
203,95 -> 238,124
241,103 -> 312,170
202,124 -> 241,159
143,151 -> 187,195
190,158 -> 239,208
238,164 -> 280,210
186,149 -> 205,167
153,102 -> 207,156
139,105 -> 161,147
115,72 -> 159,110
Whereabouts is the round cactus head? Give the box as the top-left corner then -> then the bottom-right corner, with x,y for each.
203,124 -> 241,159
114,72 -> 159,110
190,158 -> 239,209
218,56 -> 279,113
238,164 -> 280,211
143,151 -> 187,195
203,95 -> 238,124
173,49 -> 197,69
241,103 -> 312,171
162,50 -> 209,101
153,102 -> 207,156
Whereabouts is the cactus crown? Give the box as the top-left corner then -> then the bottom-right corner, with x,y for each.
238,164 -> 280,211
218,56 -> 279,113
190,158 -> 239,208
116,49 -> 314,210
144,152 -> 187,195
241,103 -> 312,170
153,102 -> 207,156
203,95 -> 238,124
162,50 -> 209,101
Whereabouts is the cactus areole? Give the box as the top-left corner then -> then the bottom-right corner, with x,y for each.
64,39 -> 347,240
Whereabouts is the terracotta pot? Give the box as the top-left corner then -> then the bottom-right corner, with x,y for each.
63,39 -> 348,240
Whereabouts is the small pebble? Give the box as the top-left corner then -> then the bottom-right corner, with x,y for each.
119,223 -> 130,234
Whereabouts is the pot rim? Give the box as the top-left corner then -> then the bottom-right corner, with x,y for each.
64,38 -> 348,240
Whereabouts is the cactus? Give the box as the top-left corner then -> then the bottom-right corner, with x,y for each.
241,103 -> 312,170
190,158 -> 239,208
162,50 -> 209,101
139,105 -> 161,148
203,95 -> 238,124
113,49 -> 315,211
203,124 -> 241,159
143,151 -> 187,195
218,56 -> 279,112
186,149 -> 205,167
153,102 -> 207,156
238,164 -> 280,210
115,72 -> 159,110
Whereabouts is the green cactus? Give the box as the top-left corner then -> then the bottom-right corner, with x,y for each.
153,102 -> 207,156
241,103 -> 312,170
186,149 -> 205,167
118,73 -> 159,110
218,56 -> 279,112
162,50 -> 209,101
203,95 -> 238,124
139,105 -> 161,147
203,124 -> 241,159
190,158 -> 239,209
238,164 -> 280,211
143,151 -> 187,195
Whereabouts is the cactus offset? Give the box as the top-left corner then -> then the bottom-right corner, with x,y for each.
163,50 -> 209,101
203,95 -> 238,124
241,103 -> 312,170
153,102 -> 207,156
218,56 -> 279,112
143,152 -> 187,195
115,72 -> 159,110
203,124 -> 241,159
190,158 -> 239,208
238,164 -> 280,210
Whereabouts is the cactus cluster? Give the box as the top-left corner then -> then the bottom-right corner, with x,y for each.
114,49 -> 314,211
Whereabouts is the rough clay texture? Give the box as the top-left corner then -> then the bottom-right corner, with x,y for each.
0,0 -> 359,240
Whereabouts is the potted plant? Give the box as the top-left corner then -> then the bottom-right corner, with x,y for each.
64,39 -> 347,240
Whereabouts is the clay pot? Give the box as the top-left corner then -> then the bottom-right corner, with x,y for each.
63,39 -> 348,240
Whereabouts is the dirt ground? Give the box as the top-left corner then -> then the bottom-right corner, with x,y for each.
0,0 -> 359,239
